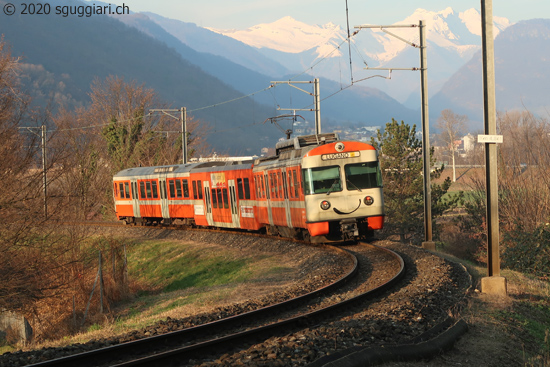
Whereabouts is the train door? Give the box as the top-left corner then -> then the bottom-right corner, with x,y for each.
228,180 -> 241,228
282,170 -> 292,228
203,181 -> 213,225
131,180 -> 141,219
159,178 -> 170,220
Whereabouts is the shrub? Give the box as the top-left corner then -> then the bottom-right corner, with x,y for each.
502,223 -> 550,278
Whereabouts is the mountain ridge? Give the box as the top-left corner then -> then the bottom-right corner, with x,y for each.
431,18 -> 550,126
0,0 -> 280,154
203,8 -> 511,103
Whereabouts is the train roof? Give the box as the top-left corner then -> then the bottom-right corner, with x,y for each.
114,159 -> 254,179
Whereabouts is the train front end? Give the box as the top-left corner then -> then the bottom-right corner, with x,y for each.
301,140 -> 384,241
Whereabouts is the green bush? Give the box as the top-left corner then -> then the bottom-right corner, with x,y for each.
502,223 -> 550,277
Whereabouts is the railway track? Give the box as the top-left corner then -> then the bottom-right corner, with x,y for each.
3,223 -> 471,367
24,241 -> 405,367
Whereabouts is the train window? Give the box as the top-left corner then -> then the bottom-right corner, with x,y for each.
278,173 -> 282,198
344,162 -> 383,190
182,179 -> 189,198
222,188 -> 229,209
175,179 -> 182,198
279,172 -> 285,199
193,181 -> 198,199
288,172 -> 293,198
293,170 -> 300,197
211,188 -> 218,208
243,178 -> 250,199
254,176 -> 259,198
152,181 -> 159,199
280,172 -> 284,199
282,172 -> 288,199
169,180 -> 175,198
230,187 -> 238,215
302,166 -> 342,195
197,181 -> 203,199
144,181 -> 151,198
260,175 -> 265,198
264,174 -> 270,199
118,183 -> 123,198
217,189 -> 223,209
160,181 -> 166,199
273,173 -> 277,198
205,189 -> 211,213
275,173 -> 280,198
124,182 -> 130,199
140,181 -> 146,199
237,178 -> 244,200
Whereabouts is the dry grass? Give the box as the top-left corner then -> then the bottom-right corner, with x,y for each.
433,167 -> 485,192
13,239 -> 303,351
385,254 -> 550,367
5,235 -> 550,366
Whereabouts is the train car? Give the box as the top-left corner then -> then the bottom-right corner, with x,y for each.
113,163 -> 200,225
113,160 -> 261,230
187,160 -> 261,231
113,133 -> 384,242
253,133 -> 384,241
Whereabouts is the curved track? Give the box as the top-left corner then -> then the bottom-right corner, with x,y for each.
26,244 -> 357,367
25,241 -> 404,367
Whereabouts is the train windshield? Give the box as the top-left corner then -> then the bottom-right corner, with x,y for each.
302,166 -> 342,195
344,162 -> 383,190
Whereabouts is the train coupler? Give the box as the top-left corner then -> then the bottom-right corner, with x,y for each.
340,219 -> 358,241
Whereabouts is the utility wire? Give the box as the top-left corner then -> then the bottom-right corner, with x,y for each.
345,0 -> 354,83
187,85 -> 274,113
27,20 -> 374,135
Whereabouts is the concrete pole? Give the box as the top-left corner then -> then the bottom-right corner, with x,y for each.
480,0 -> 506,295
41,124 -> 47,219
182,107 -> 188,164
314,78 -> 321,135
99,251 -> 104,314
419,20 -> 435,250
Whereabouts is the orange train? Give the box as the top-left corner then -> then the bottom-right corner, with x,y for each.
113,133 -> 384,242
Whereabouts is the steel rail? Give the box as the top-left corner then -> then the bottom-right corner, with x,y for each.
112,243 -> 405,367
26,245 -> 358,367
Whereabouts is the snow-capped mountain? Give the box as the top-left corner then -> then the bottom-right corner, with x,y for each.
366,7 -> 510,64
209,8 -> 510,63
207,16 -> 345,55
109,5 -> 547,134
208,8 -> 511,104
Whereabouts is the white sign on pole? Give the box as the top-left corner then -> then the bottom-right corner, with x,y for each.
478,134 -> 503,143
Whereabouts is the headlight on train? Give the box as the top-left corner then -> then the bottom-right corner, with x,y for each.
364,196 -> 374,206
320,200 -> 331,210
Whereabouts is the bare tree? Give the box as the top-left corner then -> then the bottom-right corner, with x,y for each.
436,109 -> 468,182
497,110 -> 550,231
52,106 -> 111,220
87,76 -> 209,169
52,76 -> 211,220
0,39 -> 72,312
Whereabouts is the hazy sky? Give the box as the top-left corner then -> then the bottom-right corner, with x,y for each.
99,0 -> 549,29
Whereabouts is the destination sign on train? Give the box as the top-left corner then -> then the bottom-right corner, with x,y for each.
321,151 -> 361,160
